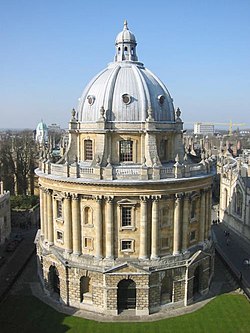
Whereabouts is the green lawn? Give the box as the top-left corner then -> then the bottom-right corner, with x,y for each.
0,294 -> 250,333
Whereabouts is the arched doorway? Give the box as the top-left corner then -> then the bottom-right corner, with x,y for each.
193,266 -> 202,296
117,279 -> 136,313
48,265 -> 60,296
160,274 -> 173,304
80,276 -> 90,302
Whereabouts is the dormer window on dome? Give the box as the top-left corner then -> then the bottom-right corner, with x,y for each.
87,95 -> 95,105
158,95 -> 165,105
122,93 -> 131,105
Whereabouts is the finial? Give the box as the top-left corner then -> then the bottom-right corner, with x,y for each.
124,19 -> 128,30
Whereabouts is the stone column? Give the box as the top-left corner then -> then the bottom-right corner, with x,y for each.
72,194 -> 81,255
64,193 -> 72,253
43,189 -> 48,241
139,196 -> 148,259
173,194 -> 182,255
95,196 -> 103,258
151,196 -> 160,259
39,187 -> 44,236
205,189 -> 210,240
47,189 -> 54,245
106,196 -> 114,259
199,190 -> 206,243
182,193 -> 190,251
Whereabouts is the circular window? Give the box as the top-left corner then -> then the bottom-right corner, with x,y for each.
87,95 -> 95,105
122,94 -> 131,105
158,95 -> 165,105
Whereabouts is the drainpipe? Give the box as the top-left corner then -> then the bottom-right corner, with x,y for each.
184,262 -> 189,306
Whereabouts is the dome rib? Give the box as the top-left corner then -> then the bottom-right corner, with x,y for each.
132,65 -> 149,121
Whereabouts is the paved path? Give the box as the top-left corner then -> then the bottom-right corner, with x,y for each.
212,222 -> 250,297
0,228 -> 37,301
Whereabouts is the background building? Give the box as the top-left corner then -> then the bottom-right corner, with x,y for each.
0,181 -> 11,245
36,22 -> 215,316
194,122 -> 214,136
219,151 -> 250,242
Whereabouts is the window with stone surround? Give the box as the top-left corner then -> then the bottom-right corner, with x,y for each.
56,200 -> 62,219
84,139 -> 93,161
159,139 -> 168,162
82,206 -> 93,225
56,230 -> 63,243
118,199 -> 137,230
121,239 -> 134,252
122,207 -> 132,226
83,237 -> 93,250
190,230 -> 196,242
161,274 -> 173,304
119,140 -> 133,162
161,237 -> 169,249
80,275 -> 92,303
234,186 -> 243,217
161,206 -> 172,226
190,200 -> 196,219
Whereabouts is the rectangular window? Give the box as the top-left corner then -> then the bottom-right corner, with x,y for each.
191,201 -> 196,219
84,140 -> 93,161
121,240 -> 133,251
120,140 -> 133,162
161,237 -> 169,249
190,230 -> 196,241
57,201 -> 62,218
122,207 -> 132,226
84,237 -> 93,249
57,231 -> 63,241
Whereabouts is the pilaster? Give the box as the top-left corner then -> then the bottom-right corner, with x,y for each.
173,194 -> 183,255
105,196 -> 114,258
95,196 -> 103,258
182,193 -> 190,251
47,189 -> 54,245
139,196 -> 149,259
151,196 -> 160,259
64,193 -> 72,253
72,194 -> 81,255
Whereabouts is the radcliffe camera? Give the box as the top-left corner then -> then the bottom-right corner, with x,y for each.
0,2 -> 249,332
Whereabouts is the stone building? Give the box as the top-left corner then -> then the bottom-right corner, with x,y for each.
0,181 -> 11,245
36,22 -> 214,316
219,150 -> 250,242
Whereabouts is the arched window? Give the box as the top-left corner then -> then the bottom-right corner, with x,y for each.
159,139 -> 168,161
120,140 -> 133,162
83,206 -> 93,225
80,276 -> 91,302
84,140 -> 93,161
48,265 -> 60,295
235,186 -> 243,217
191,200 -> 196,219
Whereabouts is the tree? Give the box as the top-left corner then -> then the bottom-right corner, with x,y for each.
0,130 -> 38,195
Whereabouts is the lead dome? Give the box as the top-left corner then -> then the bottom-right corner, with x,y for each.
78,21 -> 175,124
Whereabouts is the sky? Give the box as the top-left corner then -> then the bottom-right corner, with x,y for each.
0,0 -> 249,130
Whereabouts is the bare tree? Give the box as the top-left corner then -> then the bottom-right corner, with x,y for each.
0,130 -> 38,195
